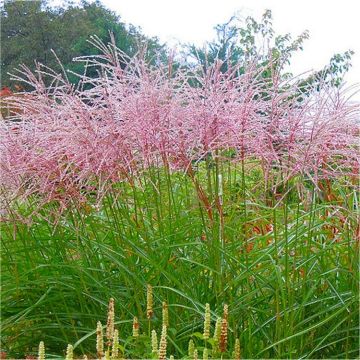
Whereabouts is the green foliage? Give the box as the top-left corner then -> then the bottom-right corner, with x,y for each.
1,162 -> 359,358
187,10 -> 353,92
187,10 -> 309,74
297,50 -> 355,96
1,0 -> 166,87
0,4 -> 358,359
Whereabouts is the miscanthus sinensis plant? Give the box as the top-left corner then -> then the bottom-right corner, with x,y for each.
0,36 -> 358,211
1,38 -> 359,359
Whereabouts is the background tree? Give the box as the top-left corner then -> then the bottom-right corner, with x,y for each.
1,0 -> 167,88
186,10 -> 354,93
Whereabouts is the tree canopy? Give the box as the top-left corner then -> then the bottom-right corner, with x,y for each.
1,0 -> 166,87
187,10 -> 354,93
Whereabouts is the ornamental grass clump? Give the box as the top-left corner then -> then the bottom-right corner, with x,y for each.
1,34 -> 359,360
0,37 -> 358,214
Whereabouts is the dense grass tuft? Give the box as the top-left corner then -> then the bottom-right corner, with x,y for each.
1,162 -> 359,358
1,38 -> 359,359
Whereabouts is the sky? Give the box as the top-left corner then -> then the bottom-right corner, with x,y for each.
98,0 -> 360,100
